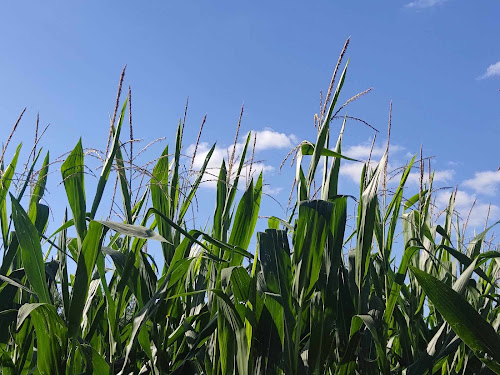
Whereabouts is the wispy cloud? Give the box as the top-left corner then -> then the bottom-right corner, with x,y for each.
344,144 -> 385,159
463,170 -> 500,195
186,142 -> 274,189
263,185 -> 283,196
344,141 -> 404,160
478,61 -> 500,80
405,0 -> 447,9
340,162 -> 370,184
435,190 -> 499,228
186,128 -> 296,189
406,169 -> 455,186
245,128 -> 298,152
340,161 -> 454,187
436,189 -> 475,209
339,141 -> 406,183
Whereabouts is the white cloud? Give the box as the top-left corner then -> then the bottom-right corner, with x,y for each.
340,162 -> 368,184
263,186 -> 283,196
243,162 -> 274,179
478,61 -> 500,80
406,169 -> 455,186
463,170 -> 500,196
340,160 -> 415,186
435,190 -> 500,228
340,160 -> 391,184
185,131 -> 280,189
406,0 -> 447,9
344,141 -> 404,160
436,189 -> 475,209
186,142 -> 222,171
340,141 -> 453,189
245,128 -> 298,152
337,141 -> 406,184
185,142 -> 225,188
344,144 -> 384,159
467,203 -> 500,228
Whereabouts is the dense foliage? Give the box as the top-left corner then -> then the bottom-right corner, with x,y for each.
0,47 -> 499,374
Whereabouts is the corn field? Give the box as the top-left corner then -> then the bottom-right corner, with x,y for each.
0,45 -> 499,375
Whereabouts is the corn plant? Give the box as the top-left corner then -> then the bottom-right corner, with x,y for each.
0,41 -> 498,375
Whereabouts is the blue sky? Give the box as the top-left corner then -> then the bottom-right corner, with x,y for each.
1,0 -> 500,240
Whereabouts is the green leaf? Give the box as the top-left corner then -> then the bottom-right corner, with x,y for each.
148,207 -> 253,261
28,151 -> 49,224
178,143 -> 215,223
58,210 -> 70,319
213,160 -> 227,244
301,142 -> 359,163
410,266 -> 500,363
306,60 -> 349,191
355,151 -> 387,312
170,120 -> 182,219
150,144 -> 172,262
408,258 -> 482,374
384,245 -> 420,324
97,220 -> 168,242
293,200 -> 334,304
10,194 -> 51,304
114,138 -> 133,224
79,343 -> 110,375
322,117 -> 346,200
0,274 -> 33,294
90,99 -> 127,219
384,156 -> 415,257
350,315 -> 389,374
228,173 -> 262,265
0,144 -> 21,244
67,221 -> 104,337
61,139 -> 87,245
226,133 -> 251,214
119,260 -> 192,374
17,303 -> 68,375
259,229 -> 293,327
